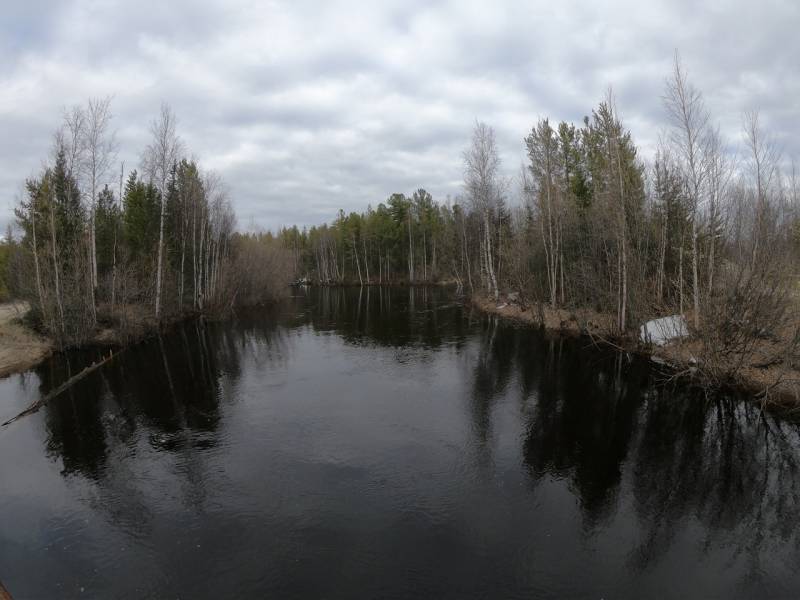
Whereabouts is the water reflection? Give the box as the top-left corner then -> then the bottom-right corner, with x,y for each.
521,335 -> 646,527
38,315 -> 290,478
303,285 -> 468,349
628,394 -> 800,578
3,285 -> 800,598
484,315 -> 800,581
306,287 -> 800,582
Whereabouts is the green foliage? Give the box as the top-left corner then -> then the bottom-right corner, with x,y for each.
8,102 -> 278,347
96,184 -> 121,275
122,170 -> 160,262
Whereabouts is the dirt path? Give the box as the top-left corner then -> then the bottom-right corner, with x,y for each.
0,302 -> 52,378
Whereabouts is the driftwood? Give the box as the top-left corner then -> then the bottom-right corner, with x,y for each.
1,350 -> 119,428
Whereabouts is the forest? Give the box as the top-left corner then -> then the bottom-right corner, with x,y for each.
3,101 -> 291,348
1,56 -> 798,390
273,57 -> 800,389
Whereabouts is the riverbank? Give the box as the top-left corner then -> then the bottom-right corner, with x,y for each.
470,294 -> 617,338
0,303 -> 53,378
6,290 -> 799,406
0,302 -> 213,380
471,293 -> 800,407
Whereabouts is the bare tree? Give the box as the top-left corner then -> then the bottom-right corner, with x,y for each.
592,94 -> 634,332
464,121 -> 502,301
112,161 -> 124,311
742,109 -> 779,266
143,103 -> 181,319
61,106 -> 86,176
789,158 -> 799,209
609,98 -> 630,332
663,52 -> 709,329
525,118 -> 561,307
60,106 -> 95,327
82,96 -> 117,295
29,200 -> 45,319
704,126 -> 733,296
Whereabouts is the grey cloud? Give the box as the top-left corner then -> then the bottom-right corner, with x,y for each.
1,0 -> 798,235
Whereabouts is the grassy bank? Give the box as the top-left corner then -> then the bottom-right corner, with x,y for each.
0,302 -> 212,380
0,303 -> 53,378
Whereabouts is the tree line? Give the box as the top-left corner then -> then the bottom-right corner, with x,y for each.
4,55 -> 797,381
7,100 -> 291,347
276,55 -> 799,383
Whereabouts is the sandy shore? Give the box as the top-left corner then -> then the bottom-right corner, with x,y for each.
0,302 -> 53,378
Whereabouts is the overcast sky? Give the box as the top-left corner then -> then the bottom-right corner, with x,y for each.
1,0 -> 798,233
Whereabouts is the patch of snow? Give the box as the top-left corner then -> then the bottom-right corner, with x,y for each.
640,315 -> 688,346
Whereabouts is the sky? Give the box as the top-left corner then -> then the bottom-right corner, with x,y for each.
1,0 -> 798,233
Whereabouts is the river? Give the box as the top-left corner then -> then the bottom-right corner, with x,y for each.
1,286 -> 799,599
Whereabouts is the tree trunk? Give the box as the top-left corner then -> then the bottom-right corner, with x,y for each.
353,234 -> 363,286
155,182 -> 167,319
691,212 -> 700,329
362,235 -> 370,283
48,196 -> 65,342
408,212 -> 414,282
31,205 -> 45,320
657,211 -> 667,304
484,209 -> 498,300
679,242 -> 684,316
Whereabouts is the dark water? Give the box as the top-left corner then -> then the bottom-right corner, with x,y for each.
1,287 -> 800,599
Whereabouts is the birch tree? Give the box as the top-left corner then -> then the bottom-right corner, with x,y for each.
464,122 -> 502,300
742,109 -> 779,266
663,53 -> 709,329
143,103 -> 181,319
525,118 -> 561,307
704,126 -> 732,296
81,96 -> 117,296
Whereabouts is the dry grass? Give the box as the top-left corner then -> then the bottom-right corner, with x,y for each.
0,301 -> 171,379
0,302 -> 53,378
657,333 -> 800,406
473,292 -> 800,406
471,294 -> 617,337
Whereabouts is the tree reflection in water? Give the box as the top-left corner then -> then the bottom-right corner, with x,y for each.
469,311 -> 800,580
39,314 -> 292,477
14,285 -> 800,596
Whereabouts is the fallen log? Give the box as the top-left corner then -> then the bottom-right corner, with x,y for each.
1,350 -> 119,428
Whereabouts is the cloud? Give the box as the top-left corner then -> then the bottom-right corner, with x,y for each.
1,0 -> 798,234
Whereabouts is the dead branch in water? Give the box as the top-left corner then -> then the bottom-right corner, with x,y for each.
1,350 -> 119,428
